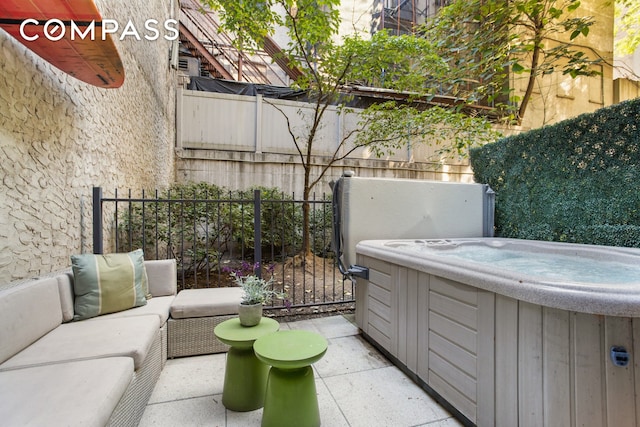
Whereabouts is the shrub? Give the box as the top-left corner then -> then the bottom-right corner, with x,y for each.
470,98 -> 640,247
116,182 -> 232,274
230,187 -> 303,257
309,194 -> 334,258
116,183 -> 329,278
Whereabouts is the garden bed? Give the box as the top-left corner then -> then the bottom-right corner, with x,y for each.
180,254 -> 354,309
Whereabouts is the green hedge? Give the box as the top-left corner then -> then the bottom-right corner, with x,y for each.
116,183 -> 336,277
470,98 -> 640,247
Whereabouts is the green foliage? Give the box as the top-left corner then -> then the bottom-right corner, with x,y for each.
202,0 -> 501,161
308,194 -> 334,258
421,0 -> 513,107
421,0 -> 602,122
226,262 -> 287,305
232,188 -> 331,258
116,183 -> 311,275
201,0 -> 503,253
337,31 -> 449,93
116,182 -> 230,274
199,0 -> 284,50
200,0 -> 341,57
615,0 -> 640,55
231,186 -> 303,256
470,98 -> 640,247
356,103 -> 501,158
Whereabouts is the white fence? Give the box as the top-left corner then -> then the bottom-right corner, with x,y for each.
177,88 -> 370,158
175,88 -> 475,193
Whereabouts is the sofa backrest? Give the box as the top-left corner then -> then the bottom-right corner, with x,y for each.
0,258 -> 177,364
0,278 -> 63,364
145,259 -> 177,297
57,272 -> 75,323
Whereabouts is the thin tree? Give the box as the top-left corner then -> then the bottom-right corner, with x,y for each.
201,0 -> 500,256
422,0 -> 602,124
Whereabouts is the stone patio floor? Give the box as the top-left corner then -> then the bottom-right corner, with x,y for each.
138,314 -> 464,427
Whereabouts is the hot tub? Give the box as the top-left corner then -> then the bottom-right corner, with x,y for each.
355,237 -> 640,427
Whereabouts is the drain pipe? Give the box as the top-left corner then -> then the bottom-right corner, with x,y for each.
483,185 -> 495,238
330,171 -> 369,280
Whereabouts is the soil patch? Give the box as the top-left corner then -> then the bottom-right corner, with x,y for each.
180,254 -> 355,315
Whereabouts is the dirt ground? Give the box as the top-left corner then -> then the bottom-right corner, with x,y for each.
181,254 -> 356,320
266,253 -> 355,320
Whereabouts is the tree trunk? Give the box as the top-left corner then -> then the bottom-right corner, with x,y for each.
517,35 -> 543,124
301,166 -> 312,257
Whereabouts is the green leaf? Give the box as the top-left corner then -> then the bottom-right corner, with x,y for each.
567,1 -> 581,11
512,63 -> 525,73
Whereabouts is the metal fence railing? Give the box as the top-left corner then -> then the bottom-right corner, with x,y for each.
92,187 -> 354,309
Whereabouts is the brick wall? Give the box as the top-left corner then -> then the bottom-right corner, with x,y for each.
0,0 -> 177,284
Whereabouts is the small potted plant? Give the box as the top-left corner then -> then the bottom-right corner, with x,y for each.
226,262 -> 288,326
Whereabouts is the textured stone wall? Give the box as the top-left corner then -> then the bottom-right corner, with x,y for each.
0,0 -> 177,284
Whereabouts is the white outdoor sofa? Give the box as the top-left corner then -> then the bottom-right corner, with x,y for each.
0,258 -> 178,427
0,251 -> 247,427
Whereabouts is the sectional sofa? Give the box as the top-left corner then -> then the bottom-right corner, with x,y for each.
0,254 -> 178,427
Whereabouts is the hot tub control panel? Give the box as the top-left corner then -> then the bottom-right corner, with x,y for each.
611,346 -> 630,367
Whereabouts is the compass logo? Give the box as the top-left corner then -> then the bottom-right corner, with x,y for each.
19,18 -> 179,42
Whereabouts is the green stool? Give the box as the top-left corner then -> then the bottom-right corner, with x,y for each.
213,317 -> 279,411
254,330 -> 328,427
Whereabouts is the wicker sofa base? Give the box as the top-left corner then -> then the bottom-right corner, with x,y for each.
167,315 -> 236,358
107,330 -> 163,427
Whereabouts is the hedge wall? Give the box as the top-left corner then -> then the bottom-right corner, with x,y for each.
470,98 -> 640,247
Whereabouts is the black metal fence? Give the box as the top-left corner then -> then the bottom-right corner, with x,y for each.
92,187 -> 354,309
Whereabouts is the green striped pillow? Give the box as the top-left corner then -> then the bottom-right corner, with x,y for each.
71,249 -> 148,321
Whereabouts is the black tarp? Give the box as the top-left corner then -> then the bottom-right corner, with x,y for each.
186,76 -> 466,111
188,77 -> 309,101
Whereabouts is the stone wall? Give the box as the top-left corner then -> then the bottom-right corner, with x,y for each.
0,0 -> 177,285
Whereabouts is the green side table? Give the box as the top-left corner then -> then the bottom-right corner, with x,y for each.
254,330 -> 328,427
213,317 -> 279,411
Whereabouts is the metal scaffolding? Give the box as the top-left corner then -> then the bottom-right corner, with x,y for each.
379,0 -> 449,35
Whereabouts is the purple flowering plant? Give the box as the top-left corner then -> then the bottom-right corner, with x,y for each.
224,261 -> 290,309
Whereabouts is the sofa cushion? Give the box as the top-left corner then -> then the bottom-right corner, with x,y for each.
0,315 -> 159,371
57,272 -> 75,323
170,287 -> 244,319
0,357 -> 133,427
145,259 -> 177,297
88,295 -> 174,324
71,250 -> 149,321
0,278 -> 62,364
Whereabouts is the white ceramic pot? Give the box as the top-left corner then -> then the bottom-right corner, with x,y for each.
238,303 -> 263,326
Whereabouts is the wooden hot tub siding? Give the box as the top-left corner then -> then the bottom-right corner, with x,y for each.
355,254 -> 640,427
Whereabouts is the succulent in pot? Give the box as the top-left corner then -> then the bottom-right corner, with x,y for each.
226,262 -> 289,326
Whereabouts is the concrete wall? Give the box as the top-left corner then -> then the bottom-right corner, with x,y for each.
0,0 -> 177,285
176,89 -> 476,195
176,149 -> 475,197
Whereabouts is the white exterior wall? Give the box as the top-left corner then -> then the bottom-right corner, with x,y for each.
0,0 -> 177,285
337,0 -> 375,39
